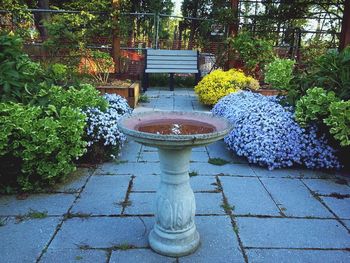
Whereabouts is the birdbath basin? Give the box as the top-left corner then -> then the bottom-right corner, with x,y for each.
118,111 -> 232,257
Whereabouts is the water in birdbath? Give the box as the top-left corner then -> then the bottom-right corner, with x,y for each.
135,119 -> 216,135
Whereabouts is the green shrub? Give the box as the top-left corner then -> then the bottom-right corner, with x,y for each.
229,31 -> 276,72
0,102 -> 87,191
264,58 -> 295,90
0,33 -> 44,103
194,69 -> 259,106
311,47 -> 350,100
295,87 -> 350,147
295,87 -> 339,127
324,101 -> 350,147
36,83 -> 107,111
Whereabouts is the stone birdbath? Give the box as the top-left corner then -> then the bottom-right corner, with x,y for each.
118,111 -> 232,257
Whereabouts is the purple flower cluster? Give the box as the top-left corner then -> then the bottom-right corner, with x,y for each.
212,92 -> 341,170
84,94 -> 132,151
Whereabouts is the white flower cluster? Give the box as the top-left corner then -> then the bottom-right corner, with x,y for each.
84,94 -> 132,149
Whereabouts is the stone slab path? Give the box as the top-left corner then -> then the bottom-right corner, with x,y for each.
1,88 -> 350,263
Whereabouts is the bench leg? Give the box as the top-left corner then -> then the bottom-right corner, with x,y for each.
195,72 -> 201,86
169,73 -> 174,91
143,72 -> 149,92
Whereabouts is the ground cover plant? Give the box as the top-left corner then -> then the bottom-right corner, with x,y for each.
194,69 -> 259,106
212,91 -> 341,170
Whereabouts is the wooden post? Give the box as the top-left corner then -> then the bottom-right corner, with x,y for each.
112,0 -> 121,74
228,0 -> 240,69
228,0 -> 239,37
339,0 -> 350,50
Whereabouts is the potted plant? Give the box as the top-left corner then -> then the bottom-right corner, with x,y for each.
81,49 -> 140,108
256,57 -> 296,96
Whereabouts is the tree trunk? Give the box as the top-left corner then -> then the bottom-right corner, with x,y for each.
112,0 -> 121,74
339,0 -> 350,50
228,0 -> 239,37
34,0 -> 50,41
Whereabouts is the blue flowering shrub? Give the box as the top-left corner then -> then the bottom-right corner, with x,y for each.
83,94 -> 132,162
212,92 -> 341,170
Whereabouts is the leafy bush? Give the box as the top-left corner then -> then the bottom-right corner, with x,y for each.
295,87 -> 350,147
83,50 -> 114,84
83,94 -> 132,162
0,102 -> 87,191
229,32 -> 276,71
0,33 -> 45,102
264,58 -> 295,90
310,47 -> 350,100
36,84 -> 107,111
212,92 -> 341,170
295,87 -> 339,127
194,69 -> 259,106
324,101 -> 350,147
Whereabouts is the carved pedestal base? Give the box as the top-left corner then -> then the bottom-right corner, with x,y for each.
149,147 -> 200,257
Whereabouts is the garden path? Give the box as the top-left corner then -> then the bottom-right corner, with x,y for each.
1,87 -> 350,263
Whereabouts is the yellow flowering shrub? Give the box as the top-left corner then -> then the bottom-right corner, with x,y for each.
194,69 -> 260,106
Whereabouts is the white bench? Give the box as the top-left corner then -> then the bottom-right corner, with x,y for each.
143,49 -> 201,91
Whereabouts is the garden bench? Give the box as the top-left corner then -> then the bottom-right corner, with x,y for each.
142,49 -> 201,91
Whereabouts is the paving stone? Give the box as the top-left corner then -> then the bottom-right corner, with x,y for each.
246,249 -> 350,263
220,177 -> 280,216
321,197 -> 350,219
0,193 -> 76,216
260,178 -> 333,218
71,175 -> 130,215
237,217 -> 350,248
206,140 -> 235,162
180,216 -> 244,263
143,145 -> 158,152
49,217 -> 153,249
190,176 -> 218,192
342,220 -> 350,229
132,174 -> 159,192
95,162 -> 161,175
124,192 -> 155,215
0,217 -> 60,263
190,163 -> 255,177
57,170 -> 90,193
252,167 -> 335,179
190,151 -> 209,162
302,179 -> 350,195
119,140 -> 142,162
110,249 -> 174,263
40,248 -> 108,263
138,152 -> 160,162
195,193 -> 225,215
192,146 -> 207,152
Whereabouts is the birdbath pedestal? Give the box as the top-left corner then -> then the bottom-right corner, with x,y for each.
118,111 -> 231,257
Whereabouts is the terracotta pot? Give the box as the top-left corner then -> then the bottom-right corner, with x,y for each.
97,82 -> 140,108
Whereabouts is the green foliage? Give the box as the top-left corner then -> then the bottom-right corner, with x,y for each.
295,87 -> 350,147
47,63 -> 69,85
36,84 -> 107,111
264,58 -> 295,90
0,102 -> 87,191
295,87 -> 339,127
0,33 -> 44,102
324,101 -> 350,147
208,158 -> 229,166
310,47 -> 350,100
229,31 -> 276,72
83,50 -> 114,84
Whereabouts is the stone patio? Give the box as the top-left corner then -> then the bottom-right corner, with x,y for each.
1,87 -> 350,263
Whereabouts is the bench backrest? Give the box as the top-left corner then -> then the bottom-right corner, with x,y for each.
145,49 -> 199,74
